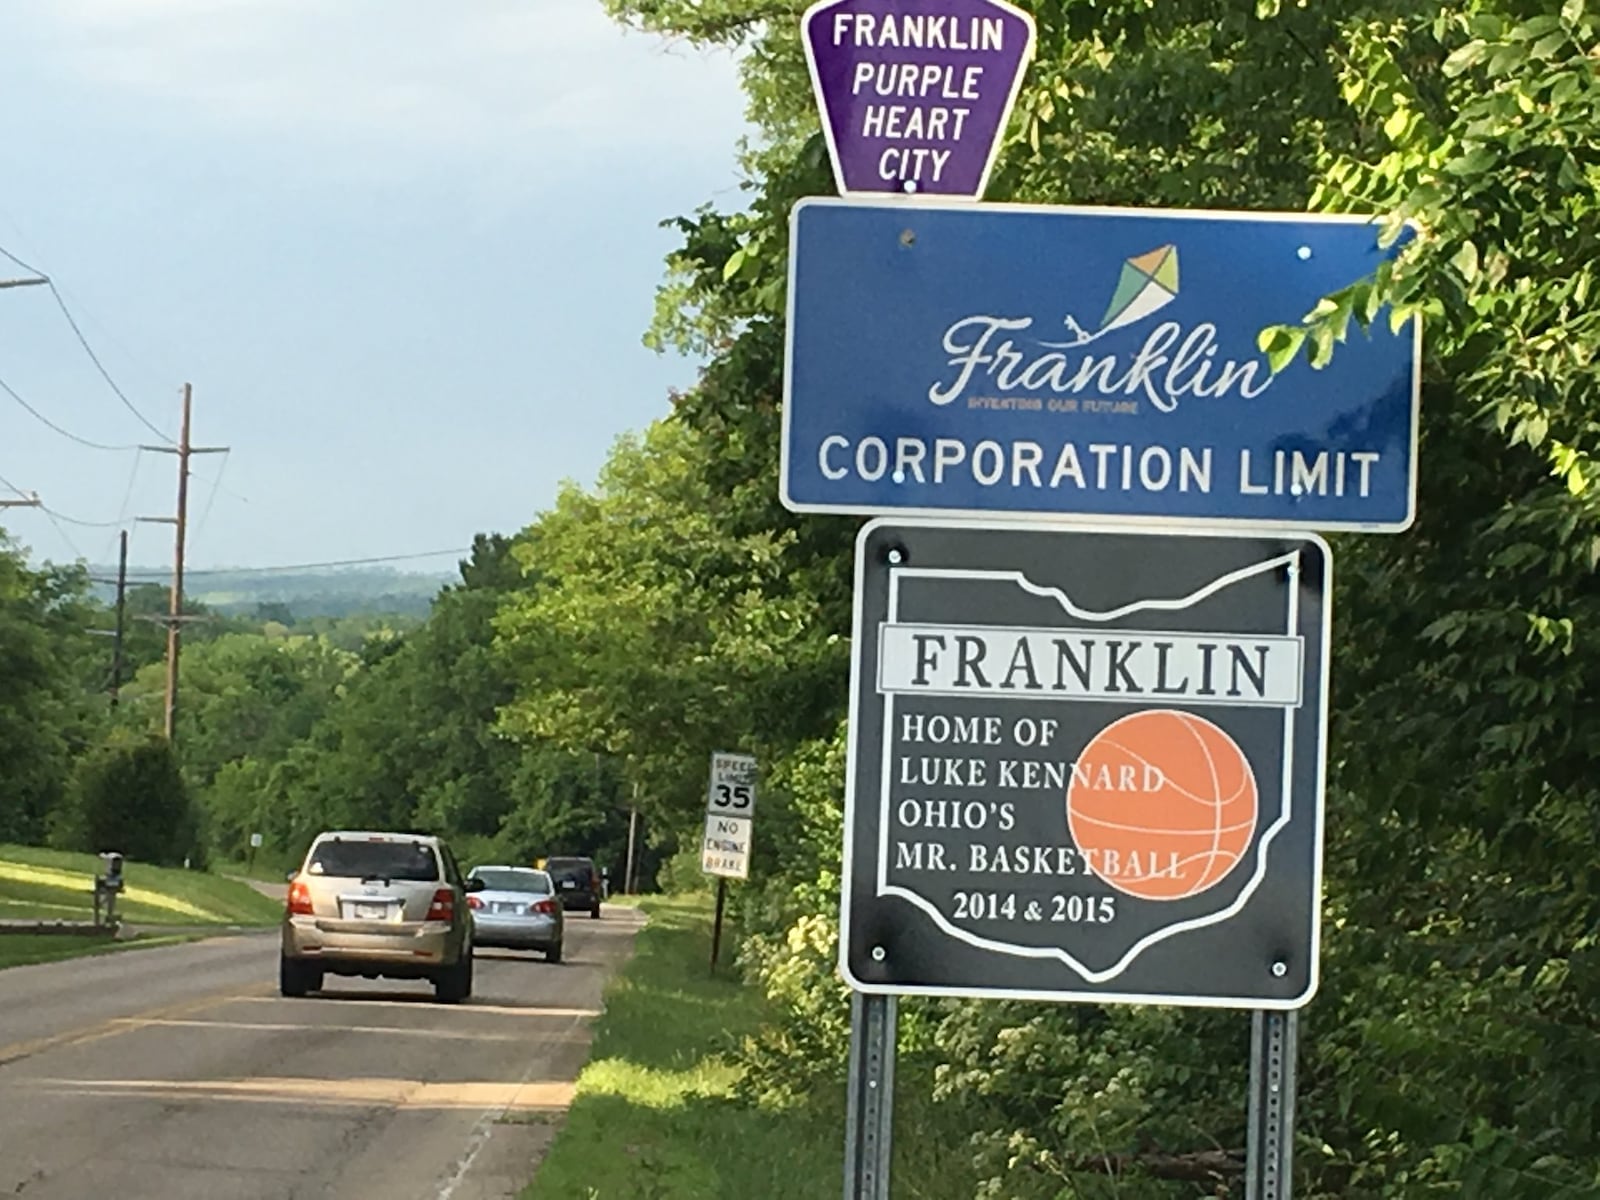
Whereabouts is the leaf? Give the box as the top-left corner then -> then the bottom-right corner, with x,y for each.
1530,31 -> 1570,60
1255,0 -> 1281,16
1442,40 -> 1488,77
1451,241 -> 1481,283
1383,107 -> 1412,141
1258,325 -> 1307,373
721,247 -> 748,282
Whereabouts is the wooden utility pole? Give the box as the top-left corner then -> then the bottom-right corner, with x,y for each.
140,384 -> 226,742
110,529 -> 127,709
624,788 -> 640,895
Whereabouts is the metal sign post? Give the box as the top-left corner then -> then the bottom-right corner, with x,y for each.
843,992 -> 898,1199
1246,1010 -> 1299,1199
702,752 -> 758,973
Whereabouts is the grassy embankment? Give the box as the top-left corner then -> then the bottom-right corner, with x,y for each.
526,893 -> 974,1200
0,843 -> 282,968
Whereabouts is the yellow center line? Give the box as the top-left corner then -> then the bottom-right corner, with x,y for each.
19,1076 -> 578,1110
106,1017 -> 524,1041
0,983 -> 274,1069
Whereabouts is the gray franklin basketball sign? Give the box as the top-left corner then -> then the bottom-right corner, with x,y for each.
840,519 -> 1331,1008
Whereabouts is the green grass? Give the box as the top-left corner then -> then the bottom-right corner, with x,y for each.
524,894 -> 978,1200
0,844 -> 283,927
0,931 -> 206,969
221,853 -> 299,884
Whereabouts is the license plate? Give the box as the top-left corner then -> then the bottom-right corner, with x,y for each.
493,903 -> 517,914
355,903 -> 386,919
560,880 -> 575,889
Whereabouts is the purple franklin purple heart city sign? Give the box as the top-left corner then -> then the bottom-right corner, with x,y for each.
801,0 -> 1036,199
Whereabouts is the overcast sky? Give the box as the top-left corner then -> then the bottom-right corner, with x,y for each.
0,0 -> 749,571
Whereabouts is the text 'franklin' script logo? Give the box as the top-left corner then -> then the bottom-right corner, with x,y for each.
927,245 -> 1275,412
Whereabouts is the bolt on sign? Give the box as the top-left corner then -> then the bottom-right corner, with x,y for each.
702,752 -> 758,880
840,519 -> 1331,1008
801,0 -> 1035,198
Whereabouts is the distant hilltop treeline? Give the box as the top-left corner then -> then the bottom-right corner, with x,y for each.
84,564 -> 456,621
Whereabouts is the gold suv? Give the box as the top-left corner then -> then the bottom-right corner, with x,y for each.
280,831 -> 484,1003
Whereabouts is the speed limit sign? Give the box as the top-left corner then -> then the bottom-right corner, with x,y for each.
706,752 -> 758,817
704,752 -> 757,881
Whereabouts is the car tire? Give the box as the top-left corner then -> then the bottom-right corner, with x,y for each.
280,955 -> 321,998
590,903 -> 602,920
545,943 -> 562,964
434,950 -> 473,1004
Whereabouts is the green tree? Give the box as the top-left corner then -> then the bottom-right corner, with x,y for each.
51,729 -> 198,866
0,534 -> 106,844
563,0 -> 1600,1196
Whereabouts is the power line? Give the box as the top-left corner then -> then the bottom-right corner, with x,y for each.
193,448 -> 229,541
0,469 -> 90,560
122,547 -> 472,578
0,371 -> 138,452
0,243 -> 175,444
0,471 -> 34,503
114,448 -> 143,526
0,467 -> 131,531
35,507 -> 128,529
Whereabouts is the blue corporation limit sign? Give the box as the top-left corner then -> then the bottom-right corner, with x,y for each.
781,198 -> 1421,531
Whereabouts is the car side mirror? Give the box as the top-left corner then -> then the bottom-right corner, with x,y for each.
285,870 -> 299,883
465,877 -> 486,893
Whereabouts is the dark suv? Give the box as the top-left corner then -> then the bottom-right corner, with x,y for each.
543,856 -> 603,919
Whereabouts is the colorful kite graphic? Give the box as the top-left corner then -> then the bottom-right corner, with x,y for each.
1101,244 -> 1179,332
1051,244 -> 1181,347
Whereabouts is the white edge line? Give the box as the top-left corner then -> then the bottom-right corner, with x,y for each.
1304,535 -> 1333,1003
798,0 -> 847,200
783,497 -> 1411,534
779,203 -> 804,514
791,193 -> 1416,226
972,0 -> 1038,202
875,567 -> 903,896
836,520 -> 877,981
873,559 -> 1294,982
904,552 -> 1300,621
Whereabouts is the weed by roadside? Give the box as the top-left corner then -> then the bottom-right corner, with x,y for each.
0,932 -> 206,970
524,893 -> 978,1200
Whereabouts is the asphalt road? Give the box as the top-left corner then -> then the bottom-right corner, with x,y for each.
0,907 -> 644,1200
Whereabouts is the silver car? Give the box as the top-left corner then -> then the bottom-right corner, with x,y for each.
467,866 -> 565,962
281,831 -> 484,1002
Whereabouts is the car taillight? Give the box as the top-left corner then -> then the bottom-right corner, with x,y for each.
287,880 -> 314,916
466,895 -> 483,910
427,888 -> 455,921
533,898 -> 558,915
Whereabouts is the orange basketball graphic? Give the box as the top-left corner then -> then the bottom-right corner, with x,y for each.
1065,710 -> 1258,901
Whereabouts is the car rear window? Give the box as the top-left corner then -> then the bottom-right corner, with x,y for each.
544,858 -> 593,883
473,869 -> 552,894
307,840 -> 440,882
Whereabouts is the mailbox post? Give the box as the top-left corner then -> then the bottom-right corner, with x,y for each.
93,851 -> 125,930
